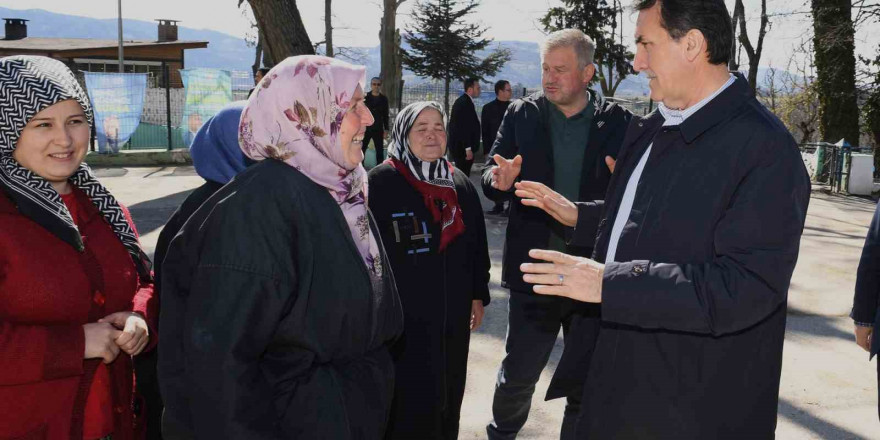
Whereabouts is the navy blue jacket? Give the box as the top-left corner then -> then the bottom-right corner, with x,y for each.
552,75 -> 811,438
853,201 -> 880,358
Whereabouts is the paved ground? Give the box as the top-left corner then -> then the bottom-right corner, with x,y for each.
97,166 -> 880,439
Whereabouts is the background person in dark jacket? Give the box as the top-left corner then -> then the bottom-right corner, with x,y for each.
481,29 -> 632,440
519,1 -> 811,437
447,78 -> 481,176
363,76 -> 391,165
482,80 -> 512,215
138,101 -> 253,439
369,101 -> 491,439
852,201 -> 880,419
158,55 -> 403,439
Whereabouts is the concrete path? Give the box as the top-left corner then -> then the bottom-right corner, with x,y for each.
98,167 -> 879,439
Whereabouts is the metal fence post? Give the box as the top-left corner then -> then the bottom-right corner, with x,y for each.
164,62 -> 173,151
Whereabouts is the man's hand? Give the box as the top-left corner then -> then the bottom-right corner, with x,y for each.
466,148 -> 474,161
514,181 -> 578,227
605,156 -> 616,173
521,249 -> 604,303
855,325 -> 873,352
470,300 -> 485,331
490,154 -> 523,191
100,312 -> 150,356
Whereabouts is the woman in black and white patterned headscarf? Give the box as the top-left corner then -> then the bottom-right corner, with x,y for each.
367,101 -> 491,439
0,55 -> 155,440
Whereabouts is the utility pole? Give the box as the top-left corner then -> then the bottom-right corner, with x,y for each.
117,0 -> 125,73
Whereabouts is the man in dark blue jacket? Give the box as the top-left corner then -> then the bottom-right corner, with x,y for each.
852,201 -> 880,419
481,29 -> 632,439
519,0 -> 811,437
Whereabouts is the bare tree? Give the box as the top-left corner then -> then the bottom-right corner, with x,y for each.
758,65 -> 780,113
730,0 -> 770,91
325,0 -> 334,57
381,0 -> 407,110
247,0 -> 315,63
778,41 -> 820,144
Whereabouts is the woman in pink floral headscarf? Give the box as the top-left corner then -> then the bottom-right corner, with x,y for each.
158,55 -> 404,439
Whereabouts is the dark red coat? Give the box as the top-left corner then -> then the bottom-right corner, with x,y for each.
0,187 -> 156,440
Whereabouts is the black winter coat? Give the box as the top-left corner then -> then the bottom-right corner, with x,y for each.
136,179 -> 223,440
553,76 -> 811,439
158,159 -> 403,439
447,93 -> 480,163
480,91 -> 632,294
367,163 -> 490,439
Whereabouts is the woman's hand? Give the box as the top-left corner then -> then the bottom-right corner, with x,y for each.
470,300 -> 485,331
100,312 -> 150,356
514,181 -> 578,227
521,249 -> 604,303
83,322 -> 122,363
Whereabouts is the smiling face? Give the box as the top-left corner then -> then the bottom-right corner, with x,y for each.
14,99 -> 89,195
541,46 -> 595,109
633,3 -> 692,109
407,108 -> 447,163
337,84 -> 374,170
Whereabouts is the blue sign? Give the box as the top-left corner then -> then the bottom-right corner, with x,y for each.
83,72 -> 148,154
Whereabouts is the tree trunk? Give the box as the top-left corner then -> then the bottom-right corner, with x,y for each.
811,0 -> 860,145
381,0 -> 406,110
325,0 -> 333,57
734,0 -> 768,91
248,0 -> 315,63
252,31 -> 264,75
444,76 -> 451,116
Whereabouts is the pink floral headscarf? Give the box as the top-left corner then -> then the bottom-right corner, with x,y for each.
238,55 -> 382,276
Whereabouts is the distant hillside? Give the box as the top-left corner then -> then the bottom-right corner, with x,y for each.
2,7 -> 798,95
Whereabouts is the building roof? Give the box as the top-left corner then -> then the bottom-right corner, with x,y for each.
0,37 -> 207,52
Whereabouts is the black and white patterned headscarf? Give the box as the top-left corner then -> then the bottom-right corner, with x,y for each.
0,55 -> 150,277
388,101 -> 454,187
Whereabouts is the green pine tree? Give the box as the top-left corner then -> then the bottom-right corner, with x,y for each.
402,0 -> 511,111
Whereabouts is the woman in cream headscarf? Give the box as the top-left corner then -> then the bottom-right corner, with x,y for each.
158,55 -> 403,439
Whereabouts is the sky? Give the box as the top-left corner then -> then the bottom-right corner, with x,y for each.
3,0 -> 878,72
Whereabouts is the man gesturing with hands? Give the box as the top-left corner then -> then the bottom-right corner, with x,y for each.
481,29 -> 631,440
517,0 -> 810,437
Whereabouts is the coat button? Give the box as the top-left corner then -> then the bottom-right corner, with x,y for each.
93,290 -> 105,306
115,405 -> 125,414
638,122 -> 644,127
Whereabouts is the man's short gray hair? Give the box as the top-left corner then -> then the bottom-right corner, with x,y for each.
541,29 -> 596,69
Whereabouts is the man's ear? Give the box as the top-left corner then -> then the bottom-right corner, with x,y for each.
583,63 -> 596,85
684,28 -> 707,63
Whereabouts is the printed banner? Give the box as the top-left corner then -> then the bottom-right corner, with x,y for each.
83,72 -> 148,154
180,68 -> 233,146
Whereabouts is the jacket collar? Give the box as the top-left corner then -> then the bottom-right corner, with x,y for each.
677,72 -> 752,144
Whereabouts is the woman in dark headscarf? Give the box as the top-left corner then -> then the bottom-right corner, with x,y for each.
368,101 -> 491,439
158,55 -> 403,438
138,100 -> 253,439
0,55 -> 156,439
